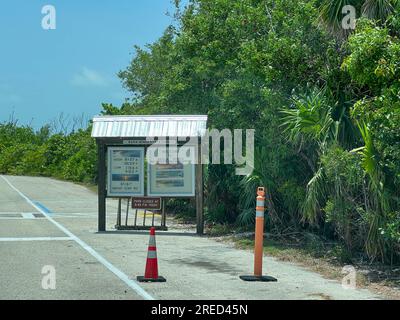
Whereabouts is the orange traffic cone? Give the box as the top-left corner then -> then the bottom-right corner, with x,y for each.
137,227 -> 166,282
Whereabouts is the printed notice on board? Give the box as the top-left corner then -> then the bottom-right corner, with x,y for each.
148,147 -> 195,197
107,147 -> 144,196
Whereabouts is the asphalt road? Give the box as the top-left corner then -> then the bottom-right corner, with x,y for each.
0,175 -> 383,300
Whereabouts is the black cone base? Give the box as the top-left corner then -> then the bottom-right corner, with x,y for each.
137,276 -> 166,282
239,275 -> 277,282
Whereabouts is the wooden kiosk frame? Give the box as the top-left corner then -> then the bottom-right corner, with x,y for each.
91,115 -> 207,235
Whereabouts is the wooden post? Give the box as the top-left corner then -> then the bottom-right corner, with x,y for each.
196,144 -> 204,235
98,142 -> 106,232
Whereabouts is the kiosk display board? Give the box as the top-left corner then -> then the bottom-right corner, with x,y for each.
107,147 -> 144,196
148,148 -> 195,197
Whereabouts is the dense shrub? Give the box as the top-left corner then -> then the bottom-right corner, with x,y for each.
0,122 -> 97,183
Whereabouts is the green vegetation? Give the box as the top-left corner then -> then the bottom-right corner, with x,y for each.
0,121 -> 97,184
1,0 -> 399,264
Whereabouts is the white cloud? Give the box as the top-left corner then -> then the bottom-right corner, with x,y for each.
71,67 -> 109,87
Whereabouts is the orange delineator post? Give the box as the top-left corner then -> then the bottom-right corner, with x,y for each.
240,187 -> 277,282
137,227 -> 166,282
254,187 -> 265,276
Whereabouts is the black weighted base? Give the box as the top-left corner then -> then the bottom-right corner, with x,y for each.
137,276 -> 166,282
239,275 -> 277,282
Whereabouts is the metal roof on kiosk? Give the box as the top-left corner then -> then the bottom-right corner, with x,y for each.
91,115 -> 208,138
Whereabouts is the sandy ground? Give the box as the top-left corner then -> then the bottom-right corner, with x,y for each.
0,175 -> 384,300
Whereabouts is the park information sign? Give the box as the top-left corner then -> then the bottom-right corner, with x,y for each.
107,147 -> 144,197
148,152 -> 195,197
131,197 -> 161,210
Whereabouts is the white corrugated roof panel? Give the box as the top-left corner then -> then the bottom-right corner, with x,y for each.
91,115 -> 208,138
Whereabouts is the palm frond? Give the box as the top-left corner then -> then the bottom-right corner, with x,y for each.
356,121 -> 382,190
319,0 -> 354,30
303,166 -> 328,224
362,0 -> 395,20
236,208 -> 255,227
280,88 -> 335,145
318,0 -> 362,38
237,147 -> 279,227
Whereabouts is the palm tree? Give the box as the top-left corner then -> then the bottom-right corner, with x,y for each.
361,0 -> 397,19
280,91 -> 394,260
280,88 -> 359,224
280,88 -> 339,223
318,0 -> 398,38
354,121 -> 393,261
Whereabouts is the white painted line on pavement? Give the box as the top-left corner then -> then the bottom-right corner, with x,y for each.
0,175 -> 155,301
21,213 -> 35,219
0,237 -> 72,242
50,216 -> 95,218
0,212 -> 29,214
51,212 -> 98,216
32,200 -> 97,203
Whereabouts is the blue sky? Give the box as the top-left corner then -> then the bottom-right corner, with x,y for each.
0,1 -> 178,129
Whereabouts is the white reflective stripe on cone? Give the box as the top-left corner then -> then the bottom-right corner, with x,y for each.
149,235 -> 156,246
256,210 -> 264,217
147,250 -> 157,259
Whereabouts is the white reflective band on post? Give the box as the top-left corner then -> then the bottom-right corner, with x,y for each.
256,210 -> 264,217
256,200 -> 264,207
147,250 -> 157,259
149,236 -> 156,247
